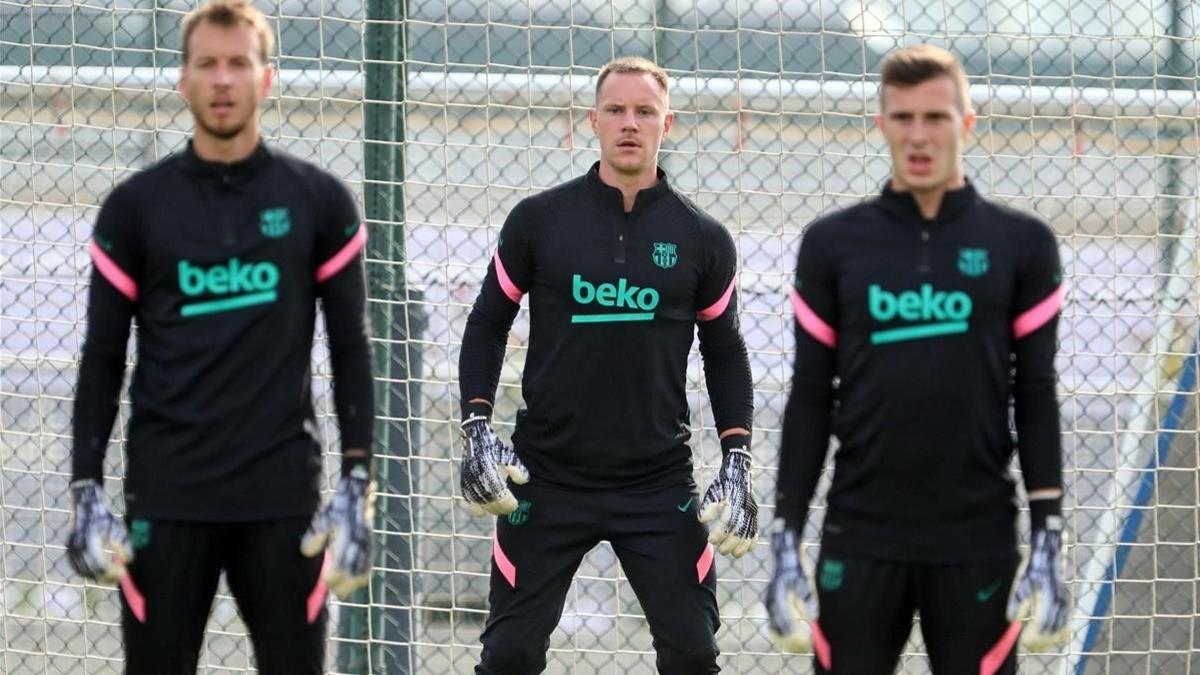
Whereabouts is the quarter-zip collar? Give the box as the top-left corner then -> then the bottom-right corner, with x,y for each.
878,179 -> 978,226
585,161 -> 671,215
180,139 -> 272,191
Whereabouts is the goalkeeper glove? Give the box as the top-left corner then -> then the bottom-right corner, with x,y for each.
66,478 -> 132,583
1007,513 -> 1070,651
301,463 -> 376,599
764,524 -> 819,653
698,435 -> 758,557
460,409 -> 528,517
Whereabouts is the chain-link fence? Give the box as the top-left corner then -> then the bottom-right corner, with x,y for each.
3,0 -> 1198,673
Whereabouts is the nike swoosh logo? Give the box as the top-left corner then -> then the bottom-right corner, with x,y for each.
977,580 -> 1003,602
677,498 -> 693,512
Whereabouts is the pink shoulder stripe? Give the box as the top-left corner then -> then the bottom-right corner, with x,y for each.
90,240 -> 138,301
697,276 -> 737,321
789,287 -> 836,348
316,223 -> 367,283
493,252 -> 525,304
1013,282 -> 1065,339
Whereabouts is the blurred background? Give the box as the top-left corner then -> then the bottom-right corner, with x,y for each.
2,0 -> 1197,672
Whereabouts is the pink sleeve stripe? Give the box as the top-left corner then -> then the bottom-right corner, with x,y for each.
697,276 -> 737,321
790,287 -> 836,348
1013,282 -> 1065,339
306,552 -> 331,624
811,621 -> 832,671
493,534 -> 517,588
695,543 -> 715,582
119,573 -> 147,623
493,252 -> 525,304
90,241 -> 138,301
979,620 -> 1021,675
316,223 -> 367,283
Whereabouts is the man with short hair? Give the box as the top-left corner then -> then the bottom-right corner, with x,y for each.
458,56 -> 758,674
764,45 -> 1069,674
66,1 -> 375,672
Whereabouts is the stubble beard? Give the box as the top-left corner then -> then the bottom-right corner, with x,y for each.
196,116 -> 246,141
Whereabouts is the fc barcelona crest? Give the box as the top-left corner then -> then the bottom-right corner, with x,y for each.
958,248 -> 989,277
508,500 -> 532,525
820,558 -> 844,591
260,207 -> 291,239
652,242 -> 677,269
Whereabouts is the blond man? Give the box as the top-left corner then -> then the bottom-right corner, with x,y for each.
458,57 -> 758,673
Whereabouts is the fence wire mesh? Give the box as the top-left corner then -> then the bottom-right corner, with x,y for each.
2,0 -> 1198,673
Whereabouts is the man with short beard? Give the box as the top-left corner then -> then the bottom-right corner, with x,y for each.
66,1 -> 375,672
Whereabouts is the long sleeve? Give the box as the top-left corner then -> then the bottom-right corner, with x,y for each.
695,223 -> 753,434
775,225 -> 839,531
1011,220 -> 1065,496
315,178 -> 374,460
457,198 -> 537,417
72,186 -> 139,482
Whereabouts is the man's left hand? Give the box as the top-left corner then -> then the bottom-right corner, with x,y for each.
1007,517 -> 1070,651
301,464 -> 376,599
699,435 -> 758,557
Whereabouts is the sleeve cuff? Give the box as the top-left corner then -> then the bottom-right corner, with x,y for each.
461,399 -> 493,422
720,432 -> 752,458
1029,496 -> 1062,531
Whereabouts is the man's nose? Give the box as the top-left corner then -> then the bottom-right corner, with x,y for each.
211,64 -> 233,86
908,119 -> 930,143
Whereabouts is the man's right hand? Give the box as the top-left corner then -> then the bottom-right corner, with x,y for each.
460,414 -> 529,516
66,479 -> 132,583
764,525 -> 819,653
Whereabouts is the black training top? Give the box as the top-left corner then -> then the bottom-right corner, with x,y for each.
72,141 -> 373,522
776,182 -> 1064,563
459,163 -> 753,489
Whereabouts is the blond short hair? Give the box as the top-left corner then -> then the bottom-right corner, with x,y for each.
879,45 -> 970,112
596,56 -> 669,101
181,0 -> 274,66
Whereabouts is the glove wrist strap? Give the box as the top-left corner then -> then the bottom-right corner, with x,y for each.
341,456 -> 373,481
460,414 -> 491,431
1029,497 -> 1062,532
461,400 -> 493,423
720,433 -> 752,463
770,522 -> 802,567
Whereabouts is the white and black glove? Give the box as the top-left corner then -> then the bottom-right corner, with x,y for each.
698,434 -> 758,557
66,478 -> 131,583
460,409 -> 528,517
301,462 -> 376,599
764,524 -> 819,652
1007,510 -> 1070,651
